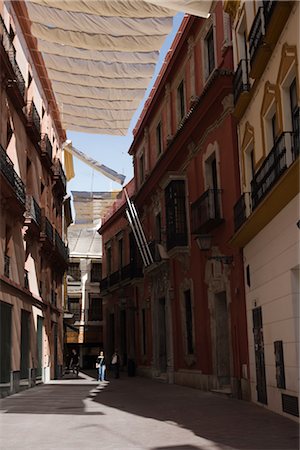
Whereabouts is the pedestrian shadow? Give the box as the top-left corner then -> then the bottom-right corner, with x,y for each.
91,376 -> 299,450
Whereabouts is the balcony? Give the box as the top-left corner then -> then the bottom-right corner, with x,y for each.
100,263 -> 143,292
4,254 -> 10,278
0,16 -> 25,107
25,101 -> 41,142
292,107 -> 299,160
249,1 -> 293,79
40,134 -> 53,168
24,195 -> 41,233
24,270 -> 29,290
100,277 -> 108,291
191,189 -> 224,234
0,143 -> 26,214
110,270 -> 121,286
53,158 -> 67,197
231,134 -> 299,246
233,59 -> 251,118
121,262 -> 143,280
251,133 -> 293,210
54,229 -> 69,264
233,192 -> 252,232
40,211 -> 54,250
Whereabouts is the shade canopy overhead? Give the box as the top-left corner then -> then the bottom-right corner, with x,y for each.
25,0 -> 212,135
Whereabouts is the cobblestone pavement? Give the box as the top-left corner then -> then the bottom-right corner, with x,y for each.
0,371 -> 298,450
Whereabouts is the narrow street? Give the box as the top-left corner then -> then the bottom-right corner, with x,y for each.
0,372 -> 298,450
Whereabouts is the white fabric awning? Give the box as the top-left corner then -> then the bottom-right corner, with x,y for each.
25,0 -> 212,135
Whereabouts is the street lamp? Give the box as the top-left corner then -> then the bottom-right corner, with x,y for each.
195,234 -> 233,264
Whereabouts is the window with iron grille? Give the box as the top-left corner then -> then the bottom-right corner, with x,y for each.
67,262 -> 80,282
118,238 -> 123,270
139,153 -> 145,185
165,180 -> 188,250
106,245 -> 112,275
205,27 -> 215,78
91,262 -> 101,282
155,212 -> 162,243
156,121 -> 163,155
68,297 -> 80,321
184,289 -> 194,355
177,80 -> 185,123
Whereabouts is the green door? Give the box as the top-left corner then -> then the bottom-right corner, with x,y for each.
20,310 -> 30,379
37,316 -> 43,379
52,322 -> 58,379
0,302 -> 12,383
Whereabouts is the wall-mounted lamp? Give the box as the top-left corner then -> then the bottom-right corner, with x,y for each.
195,234 -> 233,265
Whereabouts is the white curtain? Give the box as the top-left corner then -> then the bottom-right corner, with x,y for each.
26,0 -> 212,134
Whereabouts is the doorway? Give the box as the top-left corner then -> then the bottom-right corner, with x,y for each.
158,297 -> 167,373
252,307 -> 267,404
20,310 -> 30,380
215,292 -> 230,385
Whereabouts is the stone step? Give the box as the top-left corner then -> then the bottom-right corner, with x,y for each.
210,386 -> 232,397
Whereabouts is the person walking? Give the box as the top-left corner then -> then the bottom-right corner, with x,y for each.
111,350 -> 120,379
69,348 -> 79,376
96,350 -> 106,381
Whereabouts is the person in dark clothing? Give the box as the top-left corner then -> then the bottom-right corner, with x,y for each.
96,350 -> 106,381
111,350 -> 120,378
69,348 -> 79,375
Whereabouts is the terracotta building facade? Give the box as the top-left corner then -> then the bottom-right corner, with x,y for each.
0,2 -> 69,396
100,4 -> 250,399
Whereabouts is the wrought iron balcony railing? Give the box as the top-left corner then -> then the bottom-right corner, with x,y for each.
40,133 -> 53,162
0,15 -> 16,58
292,107 -> 299,161
67,308 -> 103,323
26,101 -> 41,138
121,264 -> 132,280
0,15 -> 25,99
100,262 -> 143,291
9,58 -> 26,98
263,0 -> 276,26
100,276 -> 108,291
121,262 -> 143,280
251,132 -> 290,210
249,6 -> 265,63
233,59 -> 250,105
191,189 -> 223,234
53,158 -> 67,193
24,195 -> 41,227
24,269 -> 29,289
40,212 -> 54,245
4,254 -> 10,278
148,240 -> 163,263
233,192 -> 252,232
54,230 -> 69,262
109,270 -> 121,286
0,143 -> 26,206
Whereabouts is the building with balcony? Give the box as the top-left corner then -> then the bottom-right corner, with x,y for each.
226,0 -> 299,419
99,6 -> 250,398
65,191 -> 119,369
0,2 -> 70,396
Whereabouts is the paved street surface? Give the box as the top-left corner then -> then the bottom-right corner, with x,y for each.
0,371 -> 298,450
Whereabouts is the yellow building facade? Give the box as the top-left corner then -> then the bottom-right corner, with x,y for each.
227,0 -> 299,419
